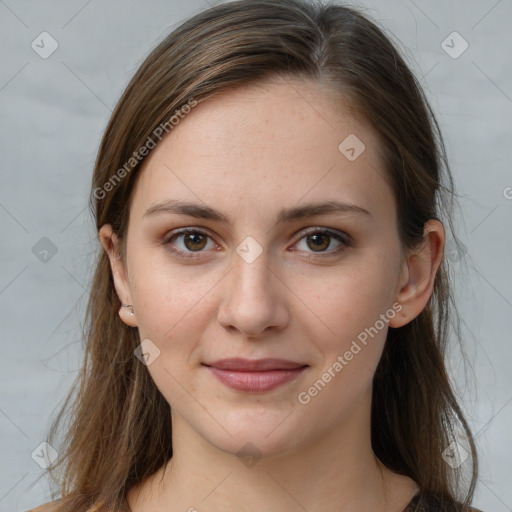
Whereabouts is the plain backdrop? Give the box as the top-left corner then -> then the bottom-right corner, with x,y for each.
0,0 -> 511,510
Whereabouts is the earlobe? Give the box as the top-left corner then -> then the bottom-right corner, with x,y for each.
389,220 -> 445,328
119,303 -> 138,326
99,224 -> 138,328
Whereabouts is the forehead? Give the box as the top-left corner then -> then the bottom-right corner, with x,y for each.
130,77 -> 394,224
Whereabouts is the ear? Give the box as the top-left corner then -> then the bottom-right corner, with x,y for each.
389,219 -> 445,328
99,224 -> 138,327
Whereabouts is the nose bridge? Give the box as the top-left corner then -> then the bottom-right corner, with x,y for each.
233,237 -> 272,295
231,235 -> 277,306
217,234 -> 288,337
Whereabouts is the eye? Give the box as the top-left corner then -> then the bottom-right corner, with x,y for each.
293,228 -> 351,258
164,228 -> 218,257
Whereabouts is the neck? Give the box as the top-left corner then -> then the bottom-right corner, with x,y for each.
127,388 -> 418,512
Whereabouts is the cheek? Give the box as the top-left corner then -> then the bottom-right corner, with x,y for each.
127,251 -> 223,377
129,251 -> 202,332
312,258 -> 398,341
298,251 -> 400,399
294,273 -> 394,421
128,256 -> 210,405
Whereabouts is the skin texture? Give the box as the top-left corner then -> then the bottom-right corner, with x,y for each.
100,77 -> 444,512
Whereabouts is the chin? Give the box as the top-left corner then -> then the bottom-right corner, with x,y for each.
200,409 -> 306,460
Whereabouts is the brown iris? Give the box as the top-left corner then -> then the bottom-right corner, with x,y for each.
306,233 -> 330,252
183,232 -> 208,251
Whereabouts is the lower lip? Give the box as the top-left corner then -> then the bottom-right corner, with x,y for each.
206,366 -> 308,392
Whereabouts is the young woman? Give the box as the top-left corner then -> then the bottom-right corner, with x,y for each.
30,0 -> 482,510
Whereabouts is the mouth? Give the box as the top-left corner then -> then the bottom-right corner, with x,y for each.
202,358 -> 309,392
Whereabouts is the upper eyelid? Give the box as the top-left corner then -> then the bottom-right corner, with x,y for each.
295,226 -> 350,240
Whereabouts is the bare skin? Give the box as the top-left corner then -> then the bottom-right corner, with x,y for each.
100,77 -> 444,512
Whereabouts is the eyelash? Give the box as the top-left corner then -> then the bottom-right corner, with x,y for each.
163,227 -> 352,260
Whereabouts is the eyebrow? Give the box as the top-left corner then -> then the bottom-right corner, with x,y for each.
143,199 -> 371,224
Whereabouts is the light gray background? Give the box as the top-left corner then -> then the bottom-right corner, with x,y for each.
1,0 -> 511,510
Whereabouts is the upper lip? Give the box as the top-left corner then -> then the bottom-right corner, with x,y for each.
203,358 -> 308,371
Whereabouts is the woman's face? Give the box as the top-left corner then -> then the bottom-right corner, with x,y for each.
104,77 -> 414,458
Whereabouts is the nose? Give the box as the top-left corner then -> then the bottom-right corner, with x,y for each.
217,245 -> 290,339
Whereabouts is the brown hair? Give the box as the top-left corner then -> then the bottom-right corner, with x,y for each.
40,0 -> 478,510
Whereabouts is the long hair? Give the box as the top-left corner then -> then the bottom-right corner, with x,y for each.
41,1 -> 478,510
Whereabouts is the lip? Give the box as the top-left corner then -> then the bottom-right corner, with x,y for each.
202,358 -> 309,392
204,358 -> 307,371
